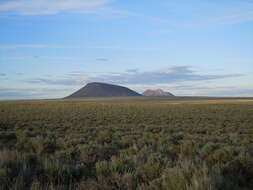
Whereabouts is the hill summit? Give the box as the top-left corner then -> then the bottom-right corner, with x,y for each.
65,82 -> 141,98
142,89 -> 174,97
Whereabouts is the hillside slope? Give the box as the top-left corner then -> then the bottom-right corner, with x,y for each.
65,82 -> 141,98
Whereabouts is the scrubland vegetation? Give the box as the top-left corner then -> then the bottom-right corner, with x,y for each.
0,98 -> 253,190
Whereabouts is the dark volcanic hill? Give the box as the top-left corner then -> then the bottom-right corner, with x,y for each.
65,82 -> 141,98
142,89 -> 175,97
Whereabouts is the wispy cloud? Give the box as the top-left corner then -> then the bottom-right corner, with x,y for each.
96,58 -> 109,62
0,44 -> 121,50
0,44 -> 77,49
184,1 -> 253,26
24,66 -> 244,86
90,66 -> 243,85
151,1 -> 253,28
26,78 -> 84,86
210,1 -> 253,25
0,44 -> 160,52
126,69 -> 139,74
0,73 -> 6,77
1,0 -> 252,26
0,87 -> 72,100
0,0 -> 114,16
1,66 -> 250,99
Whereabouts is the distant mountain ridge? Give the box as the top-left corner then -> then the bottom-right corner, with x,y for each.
142,89 -> 174,97
65,82 -> 141,98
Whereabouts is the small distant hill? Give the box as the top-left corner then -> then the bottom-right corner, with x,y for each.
65,82 -> 141,98
142,89 -> 175,97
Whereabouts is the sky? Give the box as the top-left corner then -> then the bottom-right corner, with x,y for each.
0,0 -> 253,100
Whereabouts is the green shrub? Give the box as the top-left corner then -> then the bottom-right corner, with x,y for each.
32,137 -> 58,155
0,132 -> 17,149
0,99 -> 253,189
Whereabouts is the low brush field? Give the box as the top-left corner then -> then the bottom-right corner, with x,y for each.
0,98 -> 253,190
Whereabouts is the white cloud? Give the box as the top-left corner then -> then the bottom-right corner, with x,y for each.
161,67 -> 176,74
0,0 -> 112,15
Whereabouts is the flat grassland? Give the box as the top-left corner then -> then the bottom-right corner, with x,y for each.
0,98 -> 253,190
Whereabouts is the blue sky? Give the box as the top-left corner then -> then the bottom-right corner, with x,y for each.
0,0 -> 253,99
